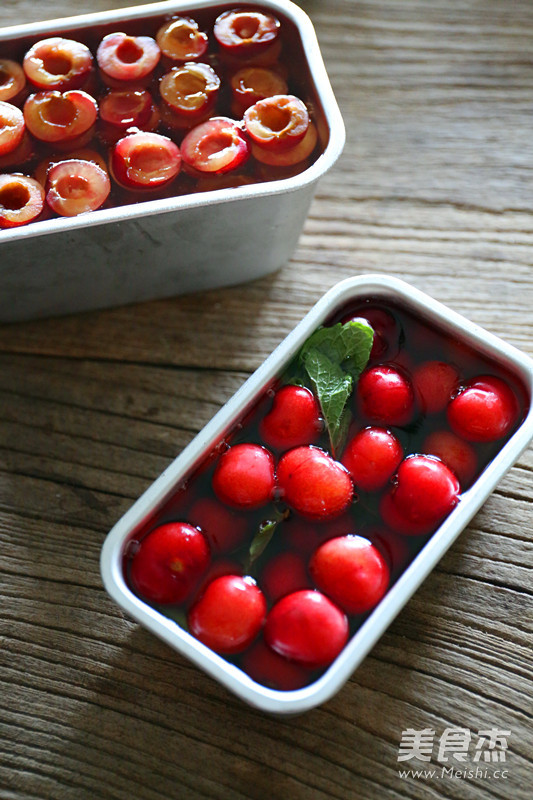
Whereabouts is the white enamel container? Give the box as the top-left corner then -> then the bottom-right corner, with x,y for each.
101,275 -> 533,714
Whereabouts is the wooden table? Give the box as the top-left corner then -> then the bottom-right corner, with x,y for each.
1,1 -> 532,798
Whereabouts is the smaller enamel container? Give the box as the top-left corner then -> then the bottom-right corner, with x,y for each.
101,275 -> 533,714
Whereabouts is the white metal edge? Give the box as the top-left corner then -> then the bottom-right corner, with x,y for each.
0,0 -> 345,245
100,274 -> 533,713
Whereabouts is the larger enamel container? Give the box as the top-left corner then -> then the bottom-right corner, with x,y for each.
100,275 -> 533,714
0,0 -> 344,322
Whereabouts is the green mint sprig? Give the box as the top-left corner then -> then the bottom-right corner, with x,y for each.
285,320 -> 374,457
243,508 -> 290,574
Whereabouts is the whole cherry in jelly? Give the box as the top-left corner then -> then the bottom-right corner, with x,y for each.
341,426 -> 403,492
447,375 -> 518,442
260,550 -> 311,603
422,430 -> 478,488
381,455 -> 461,536
309,535 -> 390,615
342,306 -> 399,361
357,364 -> 416,426
412,360 -> 460,414
276,445 -> 354,520
241,639 -> 311,691
187,497 -> 249,554
259,384 -> 322,451
212,442 -> 275,509
188,574 -> 266,654
129,522 -> 210,605
264,589 -> 349,668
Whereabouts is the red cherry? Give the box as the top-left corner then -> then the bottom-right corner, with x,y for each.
285,511 -> 354,554
223,39 -> 283,71
259,385 -> 321,451
342,306 -> 398,360
241,639 -> 311,691
381,455 -> 461,535
412,360 -> 460,414
34,147 -> 107,186
244,94 -> 309,151
23,89 -> 97,143
111,131 -> 181,189
0,102 -> 25,156
160,62 -> 220,117
309,535 -> 390,615
156,16 -> 209,62
276,446 -> 354,520
369,526 -> 411,578
0,173 -> 44,228
99,88 -> 153,128
447,375 -> 518,442
181,116 -> 250,174
320,510 -> 359,539
0,131 -> 34,170
46,158 -> 110,216
260,551 -> 310,603
357,365 -> 415,426
23,37 -> 93,91
0,59 -> 26,102
129,522 -> 210,605
190,558 -> 242,606
187,497 -> 249,553
212,443 -> 275,509
264,589 -> 349,668
422,430 -> 478,487
251,121 -> 317,167
214,10 -> 280,57
341,426 -> 403,491
188,574 -> 266,654
97,32 -> 160,83
230,66 -> 288,113
283,518 -> 326,555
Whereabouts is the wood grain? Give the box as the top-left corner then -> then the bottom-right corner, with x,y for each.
1,1 -> 532,799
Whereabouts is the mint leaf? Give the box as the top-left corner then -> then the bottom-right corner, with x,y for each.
287,320 -> 373,456
302,347 -> 353,454
243,508 -> 290,574
300,321 -> 373,381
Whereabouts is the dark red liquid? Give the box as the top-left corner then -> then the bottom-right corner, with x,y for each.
1,3 -> 328,226
122,295 -> 529,691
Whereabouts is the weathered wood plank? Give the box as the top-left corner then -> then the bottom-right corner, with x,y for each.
1,1 -> 532,799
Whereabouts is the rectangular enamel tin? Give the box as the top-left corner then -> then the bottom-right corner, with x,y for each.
100,274 -> 533,714
0,0 -> 344,322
